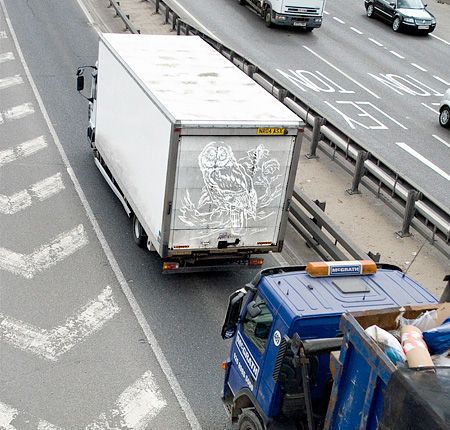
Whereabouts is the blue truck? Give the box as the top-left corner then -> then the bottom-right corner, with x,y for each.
221,260 -> 446,429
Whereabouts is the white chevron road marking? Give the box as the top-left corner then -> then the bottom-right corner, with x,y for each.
0,173 -> 65,214
0,52 -> 14,63
0,136 -> 48,167
0,75 -> 23,90
0,371 -> 166,429
0,286 -> 120,361
0,224 -> 88,279
0,102 -> 34,124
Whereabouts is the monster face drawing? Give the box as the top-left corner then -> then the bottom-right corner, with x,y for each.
179,140 -> 283,238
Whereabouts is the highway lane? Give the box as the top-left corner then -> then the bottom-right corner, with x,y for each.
172,0 -> 450,213
0,0 -> 238,428
2,1 -> 312,428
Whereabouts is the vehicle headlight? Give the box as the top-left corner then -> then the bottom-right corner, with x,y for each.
314,18 -> 322,22
431,18 -> 436,24
403,17 -> 414,23
276,15 -> 286,21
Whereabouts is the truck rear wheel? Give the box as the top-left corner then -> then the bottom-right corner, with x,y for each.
238,409 -> 264,430
132,214 -> 148,248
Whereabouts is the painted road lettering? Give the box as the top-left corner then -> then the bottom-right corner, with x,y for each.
324,101 -> 407,130
277,69 -> 354,94
368,73 -> 443,97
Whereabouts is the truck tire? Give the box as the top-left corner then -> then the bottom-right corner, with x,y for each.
132,214 -> 148,248
238,409 -> 264,430
265,8 -> 273,28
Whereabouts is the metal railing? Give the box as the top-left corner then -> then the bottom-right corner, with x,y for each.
107,0 -> 450,261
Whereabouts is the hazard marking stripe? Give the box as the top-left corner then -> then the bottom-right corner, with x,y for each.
0,224 -> 88,279
0,286 -> 120,361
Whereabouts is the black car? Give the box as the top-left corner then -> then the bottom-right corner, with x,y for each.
364,0 -> 436,33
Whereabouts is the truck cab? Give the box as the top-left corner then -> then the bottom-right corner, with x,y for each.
221,261 -> 438,429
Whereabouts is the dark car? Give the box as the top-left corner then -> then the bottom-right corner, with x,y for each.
365,0 -> 436,33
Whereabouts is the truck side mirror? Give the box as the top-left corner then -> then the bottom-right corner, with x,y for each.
77,75 -> 85,92
221,289 -> 246,339
246,300 -> 262,318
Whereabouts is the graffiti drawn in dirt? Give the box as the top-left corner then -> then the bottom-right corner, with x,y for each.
179,142 -> 283,237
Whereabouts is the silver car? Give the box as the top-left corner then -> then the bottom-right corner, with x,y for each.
440,87 -> 450,128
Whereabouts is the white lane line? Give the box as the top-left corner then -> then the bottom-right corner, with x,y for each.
303,45 -> 380,98
0,372 -> 165,429
411,63 -> 427,72
0,136 -> 48,167
433,134 -> 450,149
0,75 -> 23,90
369,38 -> 383,47
0,224 -> 88,279
390,50 -> 404,59
396,142 -> 450,182
430,33 -> 450,45
333,17 -> 345,24
434,76 -> 450,86
0,173 -> 65,214
422,103 -> 439,114
0,286 -> 120,361
2,1 -> 201,428
350,27 -> 363,34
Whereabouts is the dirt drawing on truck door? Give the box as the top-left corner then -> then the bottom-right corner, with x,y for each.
178,141 -> 283,238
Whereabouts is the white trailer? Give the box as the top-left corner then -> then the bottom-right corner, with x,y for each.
77,34 -> 304,272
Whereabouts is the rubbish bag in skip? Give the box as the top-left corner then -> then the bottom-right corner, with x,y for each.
423,317 -> 450,356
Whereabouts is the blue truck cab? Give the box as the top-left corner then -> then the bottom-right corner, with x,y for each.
221,261 -> 438,430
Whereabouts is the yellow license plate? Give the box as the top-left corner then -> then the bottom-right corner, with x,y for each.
257,127 -> 286,135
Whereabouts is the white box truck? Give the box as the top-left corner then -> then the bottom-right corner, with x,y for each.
237,0 -> 326,30
77,34 -> 304,272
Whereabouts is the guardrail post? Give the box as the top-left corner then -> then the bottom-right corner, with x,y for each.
347,150 -> 369,195
367,251 -> 380,263
246,64 -> 256,79
172,13 -> 178,31
397,190 -> 421,237
439,275 -> 450,303
306,117 -> 324,159
155,0 -> 160,13
312,200 -> 326,230
164,7 -> 170,24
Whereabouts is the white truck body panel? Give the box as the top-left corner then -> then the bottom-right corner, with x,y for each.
280,0 -> 325,16
94,34 -> 302,261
